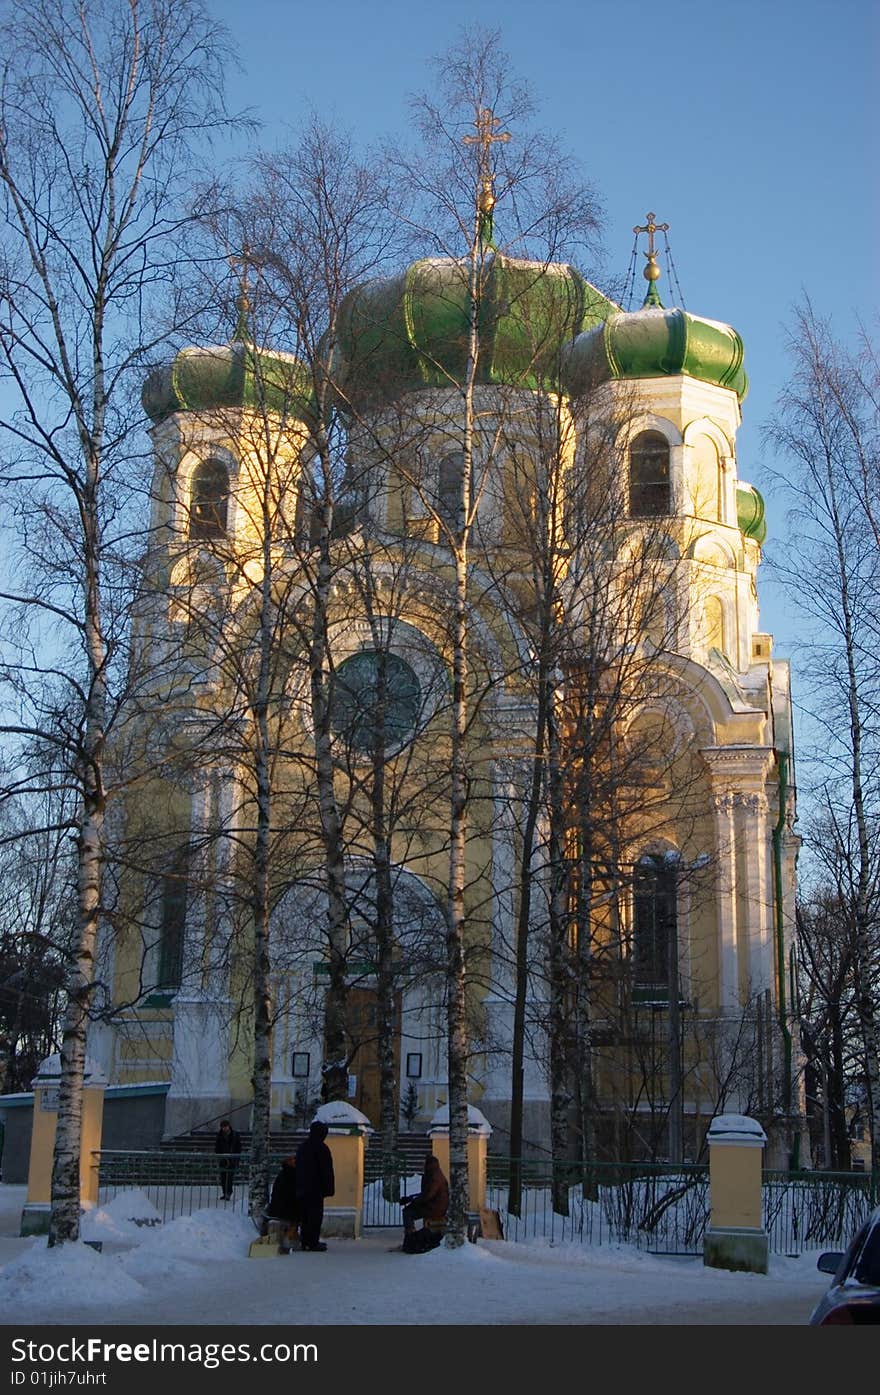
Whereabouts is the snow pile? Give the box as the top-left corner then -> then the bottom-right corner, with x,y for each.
0,1240 -> 145,1312
132,1206 -> 256,1261
81,1189 -> 162,1243
118,1247 -> 205,1286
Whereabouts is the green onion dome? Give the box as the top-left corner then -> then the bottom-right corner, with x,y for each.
143,339 -> 314,425
736,482 -> 767,544
328,253 -> 617,406
561,303 -> 748,402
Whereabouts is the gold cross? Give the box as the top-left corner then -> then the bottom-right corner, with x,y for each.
462,107 -> 512,156
230,241 -> 256,306
463,109 -> 511,223
633,212 -> 669,260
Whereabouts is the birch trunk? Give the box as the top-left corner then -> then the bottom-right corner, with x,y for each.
248,531 -> 275,1220
546,683 -> 571,1215
311,479 -> 350,1103
49,461 -> 106,1245
370,656 -> 400,1200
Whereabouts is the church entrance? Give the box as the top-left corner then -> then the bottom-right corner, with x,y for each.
343,987 -> 402,1126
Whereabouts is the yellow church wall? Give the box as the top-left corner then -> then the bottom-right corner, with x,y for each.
111,350 -> 792,1143
111,779 -> 194,1011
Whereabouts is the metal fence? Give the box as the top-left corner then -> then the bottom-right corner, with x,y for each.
94,1150 -> 879,1255
487,1161 -> 711,1253
762,1170 -> 879,1254
95,1150 -> 286,1223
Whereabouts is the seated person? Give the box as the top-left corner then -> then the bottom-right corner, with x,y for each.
266,1155 -> 300,1251
401,1153 -> 449,1241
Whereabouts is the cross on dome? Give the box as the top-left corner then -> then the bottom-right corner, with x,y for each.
633,211 -> 669,306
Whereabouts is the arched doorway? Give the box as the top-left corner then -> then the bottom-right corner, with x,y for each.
270,862 -> 446,1127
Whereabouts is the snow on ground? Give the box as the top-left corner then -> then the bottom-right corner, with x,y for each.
0,1184 -> 830,1326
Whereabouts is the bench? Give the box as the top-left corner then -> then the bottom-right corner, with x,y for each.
422,1213 -> 485,1243
260,1215 -> 299,1252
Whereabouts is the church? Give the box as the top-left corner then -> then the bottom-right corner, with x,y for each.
91,201 -> 801,1167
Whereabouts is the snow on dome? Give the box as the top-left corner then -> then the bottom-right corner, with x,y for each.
314,1100 -> 373,1130
428,1104 -> 492,1136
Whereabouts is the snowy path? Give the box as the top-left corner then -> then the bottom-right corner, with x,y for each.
0,1186 -> 830,1326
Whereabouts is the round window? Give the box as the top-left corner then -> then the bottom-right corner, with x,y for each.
330,651 -> 422,754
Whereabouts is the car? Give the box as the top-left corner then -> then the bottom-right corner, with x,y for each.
809,1204 -> 880,1325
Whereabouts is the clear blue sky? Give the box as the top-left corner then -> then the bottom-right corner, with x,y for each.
210,0 -> 876,664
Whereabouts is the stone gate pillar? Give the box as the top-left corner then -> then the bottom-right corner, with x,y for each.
314,1101 -> 373,1239
21,1054 -> 107,1236
428,1103 -> 492,1212
703,1112 -> 769,1274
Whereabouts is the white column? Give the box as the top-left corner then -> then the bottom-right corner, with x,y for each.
670,443 -> 687,514
206,770 -> 237,1000
711,791 -> 740,1012
166,768 -> 233,1133
736,790 -> 774,995
177,774 -> 211,995
489,757 -> 521,999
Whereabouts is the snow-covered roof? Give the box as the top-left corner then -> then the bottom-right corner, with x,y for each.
314,1101 -> 373,1133
706,1113 -> 768,1146
427,1103 -> 492,1136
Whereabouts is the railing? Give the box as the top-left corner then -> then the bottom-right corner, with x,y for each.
362,1165 -> 422,1227
94,1149 -> 879,1254
761,1169 -> 878,1254
488,1161 -> 710,1253
95,1150 -> 286,1223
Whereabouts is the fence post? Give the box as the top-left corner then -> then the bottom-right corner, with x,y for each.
314,1101 -> 373,1239
428,1104 -> 492,1213
703,1113 -> 769,1274
21,1054 -> 106,1236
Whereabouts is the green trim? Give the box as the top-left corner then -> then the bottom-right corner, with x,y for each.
105,1082 -> 171,1099
1,1081 -> 170,1107
313,960 -> 374,979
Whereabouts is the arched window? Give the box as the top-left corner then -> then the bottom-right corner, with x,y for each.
437,451 -> 464,532
632,853 -> 677,988
190,458 -> 229,539
629,431 -> 670,517
157,846 -> 190,990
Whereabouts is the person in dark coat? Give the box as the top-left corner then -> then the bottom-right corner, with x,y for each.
294,1120 -> 335,1251
214,1119 -> 241,1201
266,1155 -> 300,1251
401,1153 -> 449,1235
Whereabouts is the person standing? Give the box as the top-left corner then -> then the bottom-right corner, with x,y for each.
214,1119 -> 241,1201
295,1119 -> 335,1251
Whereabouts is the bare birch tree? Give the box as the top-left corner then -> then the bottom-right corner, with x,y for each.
383,27 -> 605,1243
0,0 -> 237,1243
766,302 -> 880,1162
